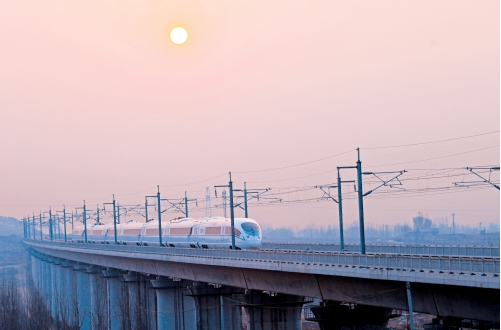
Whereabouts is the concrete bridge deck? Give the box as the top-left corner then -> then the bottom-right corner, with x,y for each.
26,240 -> 499,289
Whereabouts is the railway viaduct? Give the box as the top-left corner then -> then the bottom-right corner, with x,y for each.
24,239 -> 499,330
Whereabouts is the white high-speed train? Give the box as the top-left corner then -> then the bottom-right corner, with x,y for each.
72,216 -> 262,250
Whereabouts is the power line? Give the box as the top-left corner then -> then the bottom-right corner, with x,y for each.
362,130 -> 499,150
234,149 -> 354,174
367,145 -> 499,169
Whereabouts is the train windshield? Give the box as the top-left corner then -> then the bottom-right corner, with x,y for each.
241,222 -> 260,235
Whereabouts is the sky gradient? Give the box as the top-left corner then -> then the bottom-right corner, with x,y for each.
0,0 -> 499,230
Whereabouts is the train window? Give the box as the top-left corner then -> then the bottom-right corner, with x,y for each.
205,227 -> 222,235
224,227 -> 241,236
170,227 -> 192,235
123,229 -> 141,235
145,228 -> 159,236
241,222 -> 260,235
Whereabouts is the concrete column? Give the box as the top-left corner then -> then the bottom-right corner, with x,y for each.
74,264 -> 91,330
102,268 -> 125,330
61,262 -> 78,327
43,259 -> 52,313
35,257 -> 42,292
54,260 -> 66,322
183,286 -> 197,330
123,272 -> 156,330
87,265 -> 108,330
146,275 -> 158,330
221,294 -> 242,330
240,291 -> 305,330
30,256 -> 37,290
309,301 -> 393,330
50,260 -> 58,319
151,278 -> 197,330
187,283 -> 244,330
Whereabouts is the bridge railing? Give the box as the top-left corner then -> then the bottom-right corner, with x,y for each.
26,240 -> 500,274
261,242 -> 500,257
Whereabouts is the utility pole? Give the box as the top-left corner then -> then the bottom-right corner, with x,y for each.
183,192 -> 197,218
63,206 -> 66,242
215,172 -> 236,250
63,205 -> 67,242
145,187 -> 163,247
229,173 -> 235,250
334,149 -> 406,254
49,207 -> 53,241
104,195 -> 118,244
452,213 -> 455,235
56,214 -> 60,239
157,186 -> 162,247
39,212 -> 42,240
244,183 -> 248,218
32,214 -> 36,239
356,148 -> 366,254
96,205 -> 100,225
337,169 -> 351,251
83,201 -> 87,243
334,165 -> 358,249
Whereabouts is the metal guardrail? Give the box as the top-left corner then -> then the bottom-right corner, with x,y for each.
262,242 -> 500,257
25,239 -> 500,275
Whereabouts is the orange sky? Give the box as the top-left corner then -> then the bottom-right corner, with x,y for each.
0,0 -> 499,229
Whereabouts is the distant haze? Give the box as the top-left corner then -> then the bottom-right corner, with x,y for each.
0,1 -> 499,229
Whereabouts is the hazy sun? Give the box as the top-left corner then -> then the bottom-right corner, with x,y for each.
170,27 -> 188,45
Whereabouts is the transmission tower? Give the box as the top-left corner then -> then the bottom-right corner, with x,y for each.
205,186 -> 212,217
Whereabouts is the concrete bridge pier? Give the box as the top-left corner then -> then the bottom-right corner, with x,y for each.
221,294 -> 244,330
30,256 -> 38,291
74,264 -> 91,330
309,301 -> 394,330
239,291 -> 305,330
49,259 -> 58,319
123,272 -> 157,330
145,275 -> 158,330
187,283 -> 244,330
42,258 -> 52,311
35,257 -> 42,292
62,261 -> 78,327
151,278 -> 196,330
54,260 -> 70,323
102,268 -> 126,330
56,262 -> 69,323
87,265 -> 108,329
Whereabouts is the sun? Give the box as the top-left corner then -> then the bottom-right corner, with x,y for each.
170,27 -> 188,45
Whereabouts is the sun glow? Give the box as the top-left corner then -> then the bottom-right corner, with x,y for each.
170,27 -> 188,45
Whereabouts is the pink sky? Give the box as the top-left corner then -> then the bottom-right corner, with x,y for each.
0,0 -> 499,229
